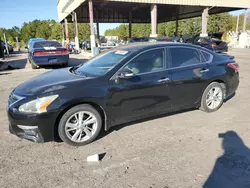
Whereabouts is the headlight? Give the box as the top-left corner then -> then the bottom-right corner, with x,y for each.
19,95 -> 58,114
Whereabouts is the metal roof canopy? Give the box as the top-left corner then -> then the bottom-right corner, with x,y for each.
57,0 -> 250,23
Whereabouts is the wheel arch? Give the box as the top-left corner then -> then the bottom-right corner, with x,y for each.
54,101 -> 108,140
197,79 -> 226,107
210,79 -> 227,98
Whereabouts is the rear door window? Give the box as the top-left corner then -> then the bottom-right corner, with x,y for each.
169,47 -> 202,68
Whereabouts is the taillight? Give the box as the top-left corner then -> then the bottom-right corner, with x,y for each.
33,51 -> 47,56
59,50 -> 68,54
210,43 -> 216,47
33,50 -> 68,56
227,63 -> 239,73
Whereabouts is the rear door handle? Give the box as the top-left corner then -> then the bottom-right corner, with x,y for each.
200,68 -> 209,73
157,78 -> 170,83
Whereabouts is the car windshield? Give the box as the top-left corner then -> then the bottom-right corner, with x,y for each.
76,50 -> 130,77
33,41 -> 62,48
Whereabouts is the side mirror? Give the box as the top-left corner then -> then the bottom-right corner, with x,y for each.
117,69 -> 134,79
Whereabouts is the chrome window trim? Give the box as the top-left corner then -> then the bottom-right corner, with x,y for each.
110,47 -> 166,80
167,46 -> 213,70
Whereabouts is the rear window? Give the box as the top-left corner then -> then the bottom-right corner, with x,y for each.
33,41 -> 62,48
170,47 -> 202,68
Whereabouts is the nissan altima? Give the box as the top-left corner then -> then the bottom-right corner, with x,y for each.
7,43 -> 239,146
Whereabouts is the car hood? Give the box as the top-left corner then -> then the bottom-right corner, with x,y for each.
14,68 -> 88,96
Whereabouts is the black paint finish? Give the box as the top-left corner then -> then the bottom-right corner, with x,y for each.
7,43 -> 239,142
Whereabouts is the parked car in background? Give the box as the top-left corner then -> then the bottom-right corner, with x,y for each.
129,37 -> 149,43
27,38 -> 45,51
149,37 -> 173,42
28,40 -> 69,69
0,40 -> 5,58
7,42 -> 239,146
3,43 -> 14,54
186,33 -> 228,53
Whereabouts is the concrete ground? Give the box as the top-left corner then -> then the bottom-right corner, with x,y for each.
0,49 -> 250,188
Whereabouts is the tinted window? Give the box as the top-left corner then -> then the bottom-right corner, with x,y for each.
201,51 -> 211,62
76,50 -> 130,77
123,49 -> 164,74
170,47 -> 201,68
33,41 -> 62,48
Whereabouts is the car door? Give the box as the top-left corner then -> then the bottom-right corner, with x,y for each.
168,47 -> 211,110
108,48 -> 171,124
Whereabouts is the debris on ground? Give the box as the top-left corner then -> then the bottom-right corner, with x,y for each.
87,152 -> 106,162
87,154 -> 100,162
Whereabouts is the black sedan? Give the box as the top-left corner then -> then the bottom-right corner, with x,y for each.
7,43 -> 239,146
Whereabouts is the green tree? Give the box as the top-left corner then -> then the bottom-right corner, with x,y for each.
50,24 -> 62,41
78,23 -> 90,41
117,24 -> 128,40
132,24 -> 151,37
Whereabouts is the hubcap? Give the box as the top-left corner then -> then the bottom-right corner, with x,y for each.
206,86 -> 223,110
65,111 -> 98,142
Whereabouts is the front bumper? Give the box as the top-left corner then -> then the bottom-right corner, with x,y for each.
8,107 -> 60,143
9,123 -> 44,143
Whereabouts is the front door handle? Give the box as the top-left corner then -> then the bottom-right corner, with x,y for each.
200,68 -> 209,73
157,78 -> 170,83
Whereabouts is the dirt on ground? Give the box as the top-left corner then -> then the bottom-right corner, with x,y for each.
0,49 -> 250,188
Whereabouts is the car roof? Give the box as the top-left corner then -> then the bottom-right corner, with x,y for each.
115,42 -> 203,52
33,40 -> 59,43
29,38 -> 45,42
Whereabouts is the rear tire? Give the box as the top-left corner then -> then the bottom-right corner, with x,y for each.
200,82 -> 225,113
62,63 -> 68,68
31,62 -> 38,69
58,104 -> 102,146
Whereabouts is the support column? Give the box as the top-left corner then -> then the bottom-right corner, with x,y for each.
61,24 -> 65,46
201,7 -> 208,37
89,0 -> 96,56
175,19 -> 179,35
3,33 -> 9,56
150,4 -> 158,37
96,11 -> 100,46
129,11 -> 132,39
236,15 -> 240,33
64,19 -> 69,43
73,11 -> 79,51
96,22 -> 100,41
175,6 -> 179,35
243,9 -> 248,32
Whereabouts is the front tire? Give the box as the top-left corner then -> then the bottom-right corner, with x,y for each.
200,82 -> 225,113
58,104 -> 102,146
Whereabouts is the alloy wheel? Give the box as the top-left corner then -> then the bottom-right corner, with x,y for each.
206,86 -> 223,110
65,111 -> 98,142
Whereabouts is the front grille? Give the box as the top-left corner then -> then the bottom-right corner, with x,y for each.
8,92 -> 24,106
